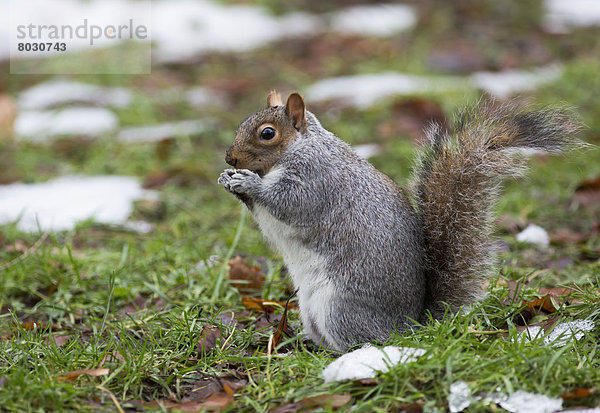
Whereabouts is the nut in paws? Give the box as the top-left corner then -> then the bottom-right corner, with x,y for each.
219,169 -> 261,195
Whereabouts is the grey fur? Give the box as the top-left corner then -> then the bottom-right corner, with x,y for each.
219,100 -> 581,351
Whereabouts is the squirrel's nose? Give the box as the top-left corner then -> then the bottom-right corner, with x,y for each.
225,150 -> 237,167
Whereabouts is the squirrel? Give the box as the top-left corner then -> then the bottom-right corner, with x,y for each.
218,91 -> 580,351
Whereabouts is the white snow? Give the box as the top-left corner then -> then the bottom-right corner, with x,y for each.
150,0 -> 320,62
18,80 -> 132,110
470,65 -> 563,99
512,320 -> 595,347
306,66 -> 563,108
117,120 -> 208,143
1,0 -> 419,64
322,345 -> 425,382
329,4 -> 416,37
512,326 -> 544,344
353,144 -> 382,159
500,390 -> 563,413
545,319 -> 595,347
15,108 -> 118,140
186,87 -> 227,109
306,72 -> 464,108
449,381 -> 472,413
448,382 -> 564,413
516,224 -> 550,248
545,0 -> 600,32
0,176 -> 153,232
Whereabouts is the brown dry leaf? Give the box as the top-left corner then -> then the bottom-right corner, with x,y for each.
379,98 -> 448,144
561,387 -> 595,399
573,175 -> 600,207
354,378 -> 378,386
197,326 -> 222,356
228,256 -> 265,294
523,294 -> 558,314
187,372 -> 247,403
58,368 -> 109,382
271,297 -> 295,351
396,402 -> 424,413
20,321 -> 44,330
197,312 -> 241,356
242,297 -> 296,313
269,394 -> 351,413
145,395 -> 233,413
47,335 -> 71,347
143,169 -> 173,189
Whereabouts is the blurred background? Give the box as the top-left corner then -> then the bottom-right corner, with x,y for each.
1,0 -> 599,309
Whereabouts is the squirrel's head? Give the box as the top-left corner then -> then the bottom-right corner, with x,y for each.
225,91 -> 306,177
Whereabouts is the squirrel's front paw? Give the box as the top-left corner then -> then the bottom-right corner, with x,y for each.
219,169 -> 261,195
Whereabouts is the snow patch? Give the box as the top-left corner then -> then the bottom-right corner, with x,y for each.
545,0 -> 600,33
512,320 -> 595,347
0,176 -> 154,232
15,108 -> 118,140
186,87 -> 227,109
449,381 -> 472,412
1,1 -> 418,63
150,0 -> 320,62
322,345 -> 425,382
307,72 -> 464,108
545,319 -> 595,347
500,390 -> 563,413
470,65 -> 563,99
448,381 -> 564,413
18,79 -> 132,110
516,224 -> 550,247
330,4 -> 416,37
117,120 -> 208,143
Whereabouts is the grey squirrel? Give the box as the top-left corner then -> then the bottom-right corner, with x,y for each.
218,91 -> 580,351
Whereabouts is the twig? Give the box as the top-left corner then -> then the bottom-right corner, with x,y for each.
96,385 -> 124,413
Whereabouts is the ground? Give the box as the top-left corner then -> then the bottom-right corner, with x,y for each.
0,0 -> 599,411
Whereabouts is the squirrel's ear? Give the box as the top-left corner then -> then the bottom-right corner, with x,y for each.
267,90 -> 282,107
285,92 -> 306,131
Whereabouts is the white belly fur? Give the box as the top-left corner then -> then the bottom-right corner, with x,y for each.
252,204 -> 337,346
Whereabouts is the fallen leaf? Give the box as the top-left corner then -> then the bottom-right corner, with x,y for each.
47,335 -> 72,347
20,321 -> 44,330
561,387 -> 595,399
271,295 -> 296,352
379,98 -> 448,144
523,294 -> 558,314
573,175 -> 600,207
189,375 -> 244,401
355,378 -> 378,386
145,395 -> 233,413
396,402 -> 424,413
242,297 -> 297,313
197,326 -> 221,356
197,312 -> 241,356
269,394 -> 351,413
58,368 -> 109,382
228,256 -> 265,294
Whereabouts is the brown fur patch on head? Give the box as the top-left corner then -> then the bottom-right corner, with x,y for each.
267,90 -> 283,107
226,102 -> 302,176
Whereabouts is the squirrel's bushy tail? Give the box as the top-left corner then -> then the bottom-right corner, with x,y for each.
412,100 -> 582,319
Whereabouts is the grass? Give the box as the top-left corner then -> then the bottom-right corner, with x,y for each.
2,0 -> 600,411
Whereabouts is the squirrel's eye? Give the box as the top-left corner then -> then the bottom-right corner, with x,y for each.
260,127 -> 277,140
